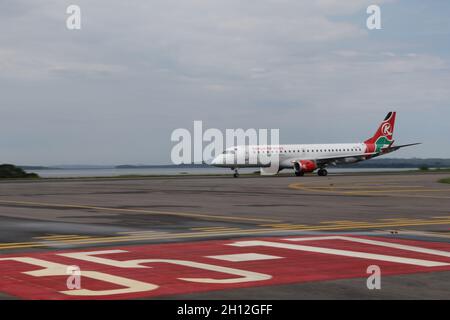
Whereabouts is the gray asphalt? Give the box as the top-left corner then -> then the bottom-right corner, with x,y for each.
1,172 -> 450,299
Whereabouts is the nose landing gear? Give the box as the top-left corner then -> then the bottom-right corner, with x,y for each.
232,168 -> 239,178
294,170 -> 305,176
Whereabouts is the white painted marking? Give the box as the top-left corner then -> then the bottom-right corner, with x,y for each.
228,240 -> 449,267
60,250 -> 272,284
284,236 -> 450,258
207,253 -> 282,262
0,256 -> 157,296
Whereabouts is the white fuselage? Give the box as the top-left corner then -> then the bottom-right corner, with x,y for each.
211,143 -> 367,169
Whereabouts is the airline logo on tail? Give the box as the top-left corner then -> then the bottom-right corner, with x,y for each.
365,112 -> 396,153
381,122 -> 393,136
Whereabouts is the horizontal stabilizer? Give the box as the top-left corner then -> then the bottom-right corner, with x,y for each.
382,142 -> 421,152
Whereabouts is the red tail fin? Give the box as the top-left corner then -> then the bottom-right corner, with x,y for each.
365,112 -> 396,145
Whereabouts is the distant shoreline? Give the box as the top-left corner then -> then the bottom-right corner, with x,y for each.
18,158 -> 450,171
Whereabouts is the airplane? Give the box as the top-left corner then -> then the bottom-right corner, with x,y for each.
211,112 -> 420,177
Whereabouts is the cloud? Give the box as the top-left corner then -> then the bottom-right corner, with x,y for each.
0,0 -> 449,164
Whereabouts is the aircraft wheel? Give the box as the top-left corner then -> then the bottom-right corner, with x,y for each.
295,171 -> 304,177
318,169 -> 328,176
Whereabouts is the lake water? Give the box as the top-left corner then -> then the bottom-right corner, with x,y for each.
31,167 -> 414,178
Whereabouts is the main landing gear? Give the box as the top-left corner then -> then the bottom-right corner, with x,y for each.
294,169 -> 327,177
232,168 -> 239,178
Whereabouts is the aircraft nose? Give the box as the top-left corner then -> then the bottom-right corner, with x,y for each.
211,155 -> 222,166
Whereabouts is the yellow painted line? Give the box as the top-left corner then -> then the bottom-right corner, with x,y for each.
33,234 -> 81,239
1,218 -> 449,250
0,228 -> 265,248
343,189 -> 447,194
0,199 -> 280,223
274,225 -> 309,229
260,224 -> 308,228
378,218 -> 429,222
321,221 -> 371,225
265,221 -> 450,233
277,226 -> 313,230
320,220 -> 355,224
190,228 -> 243,233
306,187 -> 443,194
304,185 -> 425,190
288,183 -> 311,190
1,225 -> 323,249
358,185 -> 425,188
0,234 -> 171,248
259,224 -> 290,227
289,183 -> 450,197
0,243 -> 49,250
1,219 -> 450,250
301,220 -> 450,230
379,218 -> 421,221
117,231 -> 168,235
197,228 -> 242,232
260,219 -> 450,231
0,229 -> 280,249
0,241 -> 46,247
191,226 -> 240,231
37,236 -> 93,241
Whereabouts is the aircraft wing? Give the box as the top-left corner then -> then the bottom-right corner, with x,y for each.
290,152 -> 378,167
314,153 -> 377,166
380,142 -> 422,153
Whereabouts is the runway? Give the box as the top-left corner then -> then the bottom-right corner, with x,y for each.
0,172 -> 449,299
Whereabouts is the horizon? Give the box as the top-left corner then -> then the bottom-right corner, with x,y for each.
14,157 -> 450,169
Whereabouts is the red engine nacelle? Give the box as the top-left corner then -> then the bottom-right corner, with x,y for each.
295,160 -> 317,173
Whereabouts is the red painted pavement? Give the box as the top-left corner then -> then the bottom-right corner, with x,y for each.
0,235 -> 449,299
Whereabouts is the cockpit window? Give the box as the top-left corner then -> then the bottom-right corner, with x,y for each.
222,150 -> 236,155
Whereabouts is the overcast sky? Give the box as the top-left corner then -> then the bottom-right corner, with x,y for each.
1,0 -> 450,165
